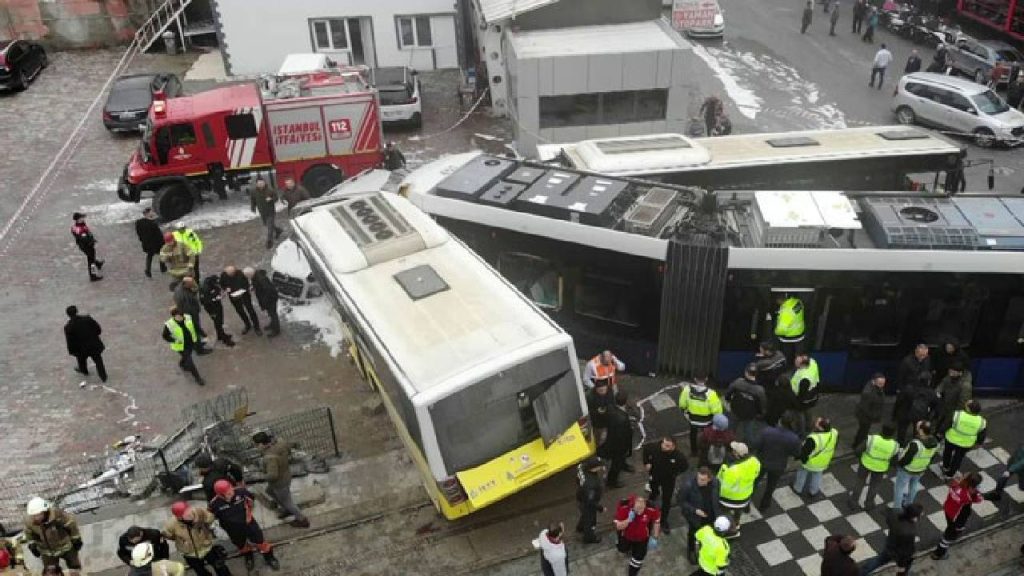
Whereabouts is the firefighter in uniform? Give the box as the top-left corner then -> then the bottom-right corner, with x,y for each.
173,223 -> 204,280
208,480 -> 280,571
794,417 -> 838,498
849,425 -> 899,510
774,293 -> 805,362
789,353 -> 820,437
679,375 -> 724,456
892,420 -> 939,509
692,516 -> 731,576
130,542 -> 185,576
585,350 -> 625,390
161,502 -> 231,576
575,457 -> 605,544
23,498 -> 83,575
716,442 -> 760,537
941,400 -> 987,479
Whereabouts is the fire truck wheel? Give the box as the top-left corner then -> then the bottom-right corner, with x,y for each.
302,164 -> 345,198
153,183 -> 195,222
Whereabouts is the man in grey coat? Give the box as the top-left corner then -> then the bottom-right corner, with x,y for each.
173,277 -> 210,352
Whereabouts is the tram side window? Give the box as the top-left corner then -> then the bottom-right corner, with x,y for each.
498,253 -> 562,310
989,296 -> 1024,356
574,271 -> 640,327
919,282 -> 987,347
847,286 -> 905,346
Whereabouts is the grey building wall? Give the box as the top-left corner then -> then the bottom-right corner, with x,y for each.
514,0 -> 662,31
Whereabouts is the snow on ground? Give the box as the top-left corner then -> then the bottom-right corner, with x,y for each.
79,196 -> 260,229
271,239 -> 311,279
691,44 -> 763,119
281,298 -> 346,357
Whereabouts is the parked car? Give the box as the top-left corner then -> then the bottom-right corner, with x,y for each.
373,67 -> 421,127
893,72 -> 1024,147
0,39 -> 48,91
102,73 -> 183,132
670,0 -> 725,38
945,37 -> 1023,87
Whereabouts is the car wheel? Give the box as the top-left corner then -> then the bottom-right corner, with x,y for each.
153,182 -> 195,222
895,106 -> 916,125
302,164 -> 345,198
973,127 -> 996,148
40,53 -> 49,69
15,70 -> 28,91
974,69 -> 986,84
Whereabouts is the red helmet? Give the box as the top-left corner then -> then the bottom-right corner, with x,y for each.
163,232 -> 175,244
213,479 -> 233,496
171,501 -> 190,518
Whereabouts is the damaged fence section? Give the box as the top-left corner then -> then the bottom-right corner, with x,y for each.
0,388 -> 339,532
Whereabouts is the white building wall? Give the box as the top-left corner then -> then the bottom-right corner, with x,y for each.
213,0 -> 459,76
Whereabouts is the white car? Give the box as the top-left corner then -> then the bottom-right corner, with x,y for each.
374,67 -> 422,128
892,72 -> 1024,147
671,0 -> 725,38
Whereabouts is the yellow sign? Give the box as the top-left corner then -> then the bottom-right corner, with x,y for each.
456,423 -> 592,509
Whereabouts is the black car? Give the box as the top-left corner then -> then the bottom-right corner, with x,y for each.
0,40 -> 48,91
102,73 -> 183,132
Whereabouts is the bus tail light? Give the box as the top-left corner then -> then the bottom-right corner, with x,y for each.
578,414 -> 593,442
437,476 -> 468,504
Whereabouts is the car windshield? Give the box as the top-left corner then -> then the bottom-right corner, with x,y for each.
108,88 -> 153,111
996,49 -> 1023,62
379,87 -> 411,105
971,90 -> 1010,115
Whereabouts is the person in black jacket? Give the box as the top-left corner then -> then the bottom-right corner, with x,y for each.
754,342 -> 788,426
575,457 -> 605,544
895,344 -> 930,395
679,466 -> 721,565
601,391 -> 633,488
892,374 -> 937,444
195,454 -> 245,503
859,503 -> 922,574
200,275 -> 235,348
221,266 -> 261,336
64,305 -> 107,382
135,208 -> 166,278
932,337 -> 969,387
725,364 -> 766,443
642,437 -> 688,534
752,415 -> 801,512
587,380 -> 615,446
71,212 -> 104,281
852,373 -> 886,449
246,268 -> 280,337
250,179 -> 282,250
117,526 -> 168,566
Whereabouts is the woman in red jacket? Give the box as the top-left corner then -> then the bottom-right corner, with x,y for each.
932,472 -> 986,560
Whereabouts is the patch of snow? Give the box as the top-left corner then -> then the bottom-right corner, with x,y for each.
174,198 -> 261,230
282,298 -> 346,357
691,44 -> 762,119
271,239 -> 311,279
76,199 -> 153,225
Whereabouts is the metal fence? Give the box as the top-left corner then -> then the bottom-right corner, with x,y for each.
0,389 -> 340,533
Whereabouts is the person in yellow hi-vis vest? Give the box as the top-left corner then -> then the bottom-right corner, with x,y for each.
788,353 -> 820,437
716,442 -> 760,537
679,375 -> 724,457
173,222 -> 205,279
848,424 -> 899,510
793,417 -> 838,498
941,400 -> 987,479
161,307 -> 208,386
693,516 -> 731,575
774,293 -> 805,362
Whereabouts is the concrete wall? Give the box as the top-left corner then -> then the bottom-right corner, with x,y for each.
0,0 -> 157,48
212,0 -> 459,76
514,0 -> 662,31
508,22 -> 698,156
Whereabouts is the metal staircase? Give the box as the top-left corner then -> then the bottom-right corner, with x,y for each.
135,0 -> 194,53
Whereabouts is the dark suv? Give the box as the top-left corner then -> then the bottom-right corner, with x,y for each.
102,73 -> 183,132
0,40 -> 48,91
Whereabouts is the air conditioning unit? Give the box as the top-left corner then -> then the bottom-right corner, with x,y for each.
750,191 -> 860,248
623,187 -> 679,235
861,197 -> 979,250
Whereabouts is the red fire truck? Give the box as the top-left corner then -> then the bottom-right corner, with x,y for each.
116,71 -> 383,221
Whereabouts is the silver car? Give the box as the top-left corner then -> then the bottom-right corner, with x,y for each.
944,37 -> 1023,87
892,72 -> 1024,147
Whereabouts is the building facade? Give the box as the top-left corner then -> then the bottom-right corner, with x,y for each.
212,0 -> 461,76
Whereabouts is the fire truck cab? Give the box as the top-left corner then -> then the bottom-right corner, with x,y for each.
117,71 -> 383,221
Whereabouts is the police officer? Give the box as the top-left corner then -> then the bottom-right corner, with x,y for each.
891,420 -> 938,510
575,457 -> 605,544
774,292 -> 805,362
678,375 -> 724,456
208,481 -> 280,571
716,442 -> 760,537
586,379 -> 615,446
789,353 -> 820,437
642,436 -> 688,534
173,223 -> 204,279
161,306 -> 208,386
793,417 -> 838,498
603,391 -> 634,488
849,424 -> 899,510
941,400 -> 987,479
691,516 -> 731,576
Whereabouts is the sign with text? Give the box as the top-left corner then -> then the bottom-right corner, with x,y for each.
328,118 -> 352,140
672,0 -> 720,30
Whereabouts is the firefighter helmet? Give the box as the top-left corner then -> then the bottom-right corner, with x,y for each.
26,497 -> 49,516
213,480 -> 233,496
171,501 -> 190,518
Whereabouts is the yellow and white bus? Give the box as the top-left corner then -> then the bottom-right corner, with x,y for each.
290,190 -> 594,519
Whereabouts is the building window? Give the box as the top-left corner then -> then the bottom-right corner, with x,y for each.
539,89 -> 669,129
397,16 -> 433,48
311,19 -> 348,50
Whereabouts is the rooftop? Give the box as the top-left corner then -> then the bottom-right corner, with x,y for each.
508,19 -> 686,59
476,0 -> 560,24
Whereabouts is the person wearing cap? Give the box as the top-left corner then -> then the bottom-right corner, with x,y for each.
161,502 -> 231,576
859,503 -> 923,575
935,360 -> 973,436
751,414 -> 801,512
22,498 -> 82,575
716,442 -> 760,537
575,457 -> 606,544
698,414 -> 735,474
849,424 -> 899,511
253,432 -> 310,528
691,516 -> 730,576
941,400 -> 986,479
220,266 -> 261,336
601,391 -> 635,488
162,306 -> 208,386
821,534 -> 857,576
585,350 -> 625,391
160,233 -> 195,291
194,454 -> 245,503
117,526 -> 168,566
724,364 -> 765,444
794,417 -> 838,498
172,222 -> 204,279
613,495 -> 661,576
135,207 -> 166,278
679,374 -> 724,456
128,542 -> 184,576
642,436 -> 688,534
586,378 -> 616,446
852,373 -> 887,450
208,480 -> 280,571
70,212 -> 104,282
680,466 -> 721,565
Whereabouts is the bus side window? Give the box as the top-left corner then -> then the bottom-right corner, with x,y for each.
574,270 -> 640,327
497,252 -> 562,311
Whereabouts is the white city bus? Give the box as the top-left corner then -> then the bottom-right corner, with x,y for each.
289,190 -> 593,519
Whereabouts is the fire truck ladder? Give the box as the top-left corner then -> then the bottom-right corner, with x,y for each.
135,0 -> 194,53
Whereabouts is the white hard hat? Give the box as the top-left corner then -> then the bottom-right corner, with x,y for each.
175,222 -> 186,230
26,497 -> 49,516
713,516 -> 731,533
130,542 -> 154,567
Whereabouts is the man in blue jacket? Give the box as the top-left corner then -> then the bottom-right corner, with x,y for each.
679,466 -> 721,565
